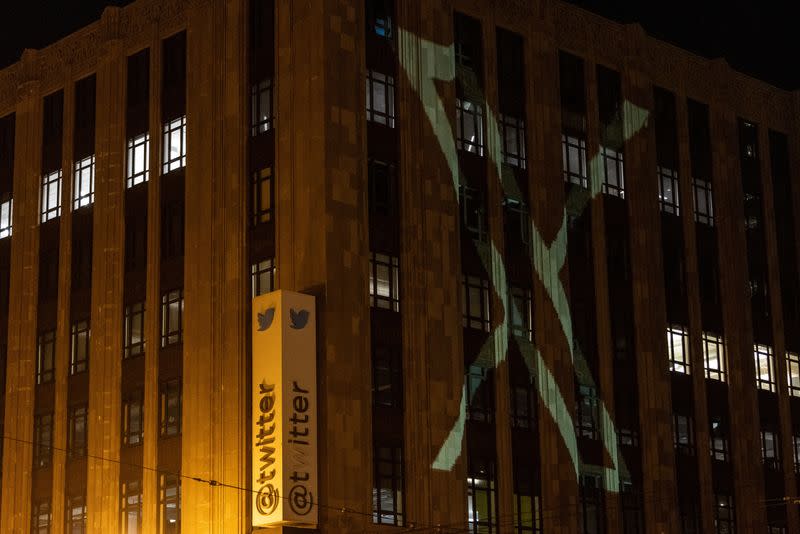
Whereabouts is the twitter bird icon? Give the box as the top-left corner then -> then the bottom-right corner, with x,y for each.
258,307 -> 276,331
289,308 -> 309,329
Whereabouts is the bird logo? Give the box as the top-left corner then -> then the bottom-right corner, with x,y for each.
257,307 -> 276,331
289,308 -> 309,329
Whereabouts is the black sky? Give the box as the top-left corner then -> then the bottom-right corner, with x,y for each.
0,1 -> 797,91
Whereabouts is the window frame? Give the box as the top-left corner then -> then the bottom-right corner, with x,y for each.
33,412 -> 54,469
70,319 -> 90,375
372,444 -> 404,526
369,252 -> 400,312
122,391 -> 144,447
456,98 -> 485,156
251,258 -> 276,297
657,165 -> 680,215
159,378 -> 182,438
31,500 -> 52,534
509,286 -> 533,341
562,133 -> 588,188
126,132 -> 150,188
67,404 -> 88,459
72,154 -> 95,210
667,325 -> 690,375
250,78 -> 274,136
159,473 -> 181,533
366,70 -> 396,128
121,480 -> 142,534
702,332 -> 726,382
160,289 -> 184,348
786,351 -> 800,397
467,460 -> 497,533
37,330 -> 56,385
600,145 -> 625,198
673,413 -> 695,456
692,177 -> 714,225
250,167 -> 273,226
161,116 -> 187,174
576,385 -> 600,440
123,302 -> 145,359
760,428 -> 781,470
41,169 -> 63,223
0,193 -> 12,239
499,114 -> 527,169
754,343 -> 777,393
66,494 -> 87,534
462,275 -> 491,331
466,365 -> 494,423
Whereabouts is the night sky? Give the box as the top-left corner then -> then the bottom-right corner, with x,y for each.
0,1 -> 796,91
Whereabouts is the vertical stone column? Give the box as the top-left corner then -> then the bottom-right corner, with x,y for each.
620,25 -> 678,534
0,52 -> 42,534
86,9 -> 125,533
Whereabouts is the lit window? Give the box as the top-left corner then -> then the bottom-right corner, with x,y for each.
667,325 -> 690,374
462,275 -> 490,331
693,178 -> 714,225
162,116 -> 186,174
0,194 -> 12,239
754,344 -> 776,392
369,252 -> 400,312
509,286 -> 533,341
713,494 -> 734,534
372,444 -> 404,526
579,474 -> 604,534
67,404 -> 88,459
513,492 -> 542,533
366,71 -> 395,128
33,412 -> 53,469
251,167 -> 273,226
66,495 -> 86,534
372,343 -> 402,409
459,183 -> 488,242
760,429 -> 781,470
456,99 -> 485,156
121,480 -> 142,534
499,114 -> 526,168
710,417 -> 729,462
768,525 -> 787,534
786,351 -> 800,397
467,365 -> 494,423
160,379 -> 182,437
122,392 -> 144,446
793,434 -> 800,475
159,474 -> 181,534
160,289 -> 184,347
576,385 -> 599,440
467,460 -> 497,533
250,79 -> 273,136
510,381 -> 535,429
37,330 -> 56,385
702,332 -> 726,382
657,166 -> 680,215
126,133 -> 150,188
41,169 -> 62,222
673,413 -> 695,455
123,302 -> 145,359
562,134 -> 588,188
31,500 -> 51,534
72,155 -> 95,209
601,145 -> 625,198
251,258 -> 275,297
70,319 -> 90,375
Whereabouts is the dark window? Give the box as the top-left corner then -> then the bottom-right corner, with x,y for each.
620,480 -> 643,534
251,258 -> 276,296
500,114 -> 526,168
710,416 -> 729,462
250,79 -> 274,136
509,286 -> 533,341
761,429 -> 781,470
459,184 -> 488,242
462,275 -> 490,331
66,494 -> 87,534
72,155 -> 95,209
504,198 -> 530,248
372,343 -> 402,409
618,428 -> 639,447
70,320 -> 90,375
161,203 -> 184,259
601,146 -> 625,198
31,500 -> 51,534
793,434 -> 800,474
467,458 -> 497,533
125,213 -> 147,272
67,404 -> 88,458
124,302 -> 145,359
37,330 -> 56,384
466,365 -> 494,423
365,0 -> 393,39
33,412 -> 54,469
562,134 -> 588,188
372,444 -> 404,526
121,480 -> 142,534
579,474 -> 605,534
673,413 -> 695,455
366,71 -> 395,128
576,385 -> 599,440
456,99 -> 485,156
369,252 -> 400,311
161,289 -> 184,347
692,178 -> 714,225
160,379 -> 182,437
510,381 -> 535,429
122,392 -> 144,446
368,160 -> 395,217
251,167 -> 273,226
159,474 -> 181,534
713,494 -> 734,534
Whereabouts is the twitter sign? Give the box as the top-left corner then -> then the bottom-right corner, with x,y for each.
252,290 -> 318,528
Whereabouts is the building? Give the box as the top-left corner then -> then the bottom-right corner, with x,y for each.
0,0 -> 799,532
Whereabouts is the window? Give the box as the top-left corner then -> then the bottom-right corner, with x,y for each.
372,444 -> 404,526
467,460 -> 497,533
562,134 -> 588,188
786,351 -> 800,397
66,495 -> 86,534
0,194 -> 11,239
713,494 -> 734,534
162,116 -> 186,173
667,325 -> 690,374
33,413 -> 53,469
601,146 -> 625,198
31,500 -> 51,534
456,99 -> 485,156
368,160 -> 395,216
467,365 -> 494,423
126,133 -> 150,188
576,385 -> 599,440
755,344 -> 776,392
793,434 -> 800,474
618,428 -> 639,447
70,320 -> 90,375
761,429 -> 781,470
510,381 -> 535,429
620,480 -> 643,534
693,178 -> 714,225
67,404 -> 88,459
372,343 -> 402,409
504,198 -> 530,247
366,0 -> 393,38
121,480 -> 142,534
702,332 -> 726,382
369,252 -> 400,312
710,417 -> 729,462
459,184 -> 488,242
657,166 -> 680,215
462,275 -> 490,331
579,474 -> 605,534
366,71 -> 395,128
513,492 -> 542,533
160,379 -> 182,437
41,169 -> 62,222
251,258 -> 275,297
673,413 -> 695,455
122,392 -> 144,446
250,167 -> 273,225
72,155 -> 95,209
37,330 -> 56,384
159,474 -> 181,534
250,79 -> 273,135
123,302 -> 145,359
500,114 -> 526,168
509,286 -> 533,341
161,289 -> 184,347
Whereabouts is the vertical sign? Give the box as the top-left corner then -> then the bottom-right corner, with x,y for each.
252,290 -> 318,528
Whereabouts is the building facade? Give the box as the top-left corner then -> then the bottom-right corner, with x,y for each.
1,0 -> 799,533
